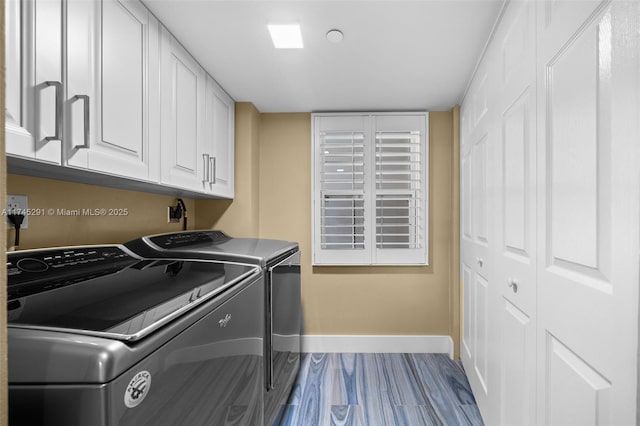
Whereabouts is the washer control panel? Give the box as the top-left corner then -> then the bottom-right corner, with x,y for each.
149,230 -> 229,249
7,246 -> 135,299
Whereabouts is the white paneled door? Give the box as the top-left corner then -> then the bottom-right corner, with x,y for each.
537,1 -> 640,424
460,55 -> 497,422
495,0 -> 537,424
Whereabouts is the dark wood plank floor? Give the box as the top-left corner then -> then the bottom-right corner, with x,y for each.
278,353 -> 483,426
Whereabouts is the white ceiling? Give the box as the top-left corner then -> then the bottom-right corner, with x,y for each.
142,0 -> 503,113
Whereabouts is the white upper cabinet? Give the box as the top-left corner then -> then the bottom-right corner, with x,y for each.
65,0 -> 160,181
159,28 -> 206,192
5,0 -> 235,198
203,75 -> 235,198
5,0 -> 62,165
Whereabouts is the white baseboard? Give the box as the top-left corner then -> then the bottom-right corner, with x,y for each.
301,335 -> 454,358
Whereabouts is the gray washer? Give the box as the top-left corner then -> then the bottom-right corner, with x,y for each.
125,230 -> 302,426
8,245 -> 264,426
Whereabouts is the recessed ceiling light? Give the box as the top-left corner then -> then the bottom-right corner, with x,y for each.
268,24 -> 304,49
326,29 -> 343,43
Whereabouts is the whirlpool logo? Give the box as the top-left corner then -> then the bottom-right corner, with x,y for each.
124,370 -> 152,408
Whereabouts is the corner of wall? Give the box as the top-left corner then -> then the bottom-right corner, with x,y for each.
451,105 -> 461,360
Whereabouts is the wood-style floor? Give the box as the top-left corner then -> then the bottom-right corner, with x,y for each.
278,353 -> 483,426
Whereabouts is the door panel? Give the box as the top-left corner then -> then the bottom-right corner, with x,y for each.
4,0 -> 33,151
502,92 -> 531,261
101,0 -> 144,154
203,77 -> 235,198
8,0 -> 62,163
91,0 -> 151,178
472,134 -> 489,245
160,28 -> 205,190
175,60 -> 198,171
66,0 -> 155,180
537,1 -> 639,424
500,299 -> 534,426
462,263 -> 473,360
547,17 -> 603,270
546,333 -> 611,426
473,273 -> 489,393
66,0 -> 94,162
211,90 -> 232,189
461,57 -> 497,424
35,0 -> 62,145
494,2 -> 538,424
461,151 -> 472,241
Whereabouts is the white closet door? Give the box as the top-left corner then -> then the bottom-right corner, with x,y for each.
460,55 -> 498,424
536,1 -> 640,424
495,1 -> 537,424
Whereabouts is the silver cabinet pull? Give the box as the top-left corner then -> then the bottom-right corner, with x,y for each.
72,95 -> 90,149
508,279 -> 519,293
476,257 -> 484,267
210,156 -> 216,184
44,81 -> 63,141
202,153 -> 210,183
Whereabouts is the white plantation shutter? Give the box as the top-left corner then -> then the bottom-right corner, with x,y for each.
320,131 -> 365,250
313,113 -> 428,265
375,131 -> 422,249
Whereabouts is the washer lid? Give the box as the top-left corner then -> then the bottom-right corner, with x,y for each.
8,246 -> 258,341
128,230 -> 298,266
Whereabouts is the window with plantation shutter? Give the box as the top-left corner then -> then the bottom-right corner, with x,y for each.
319,131 -> 365,250
312,113 -> 428,265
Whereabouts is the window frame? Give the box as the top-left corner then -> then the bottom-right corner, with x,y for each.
312,112 -> 429,266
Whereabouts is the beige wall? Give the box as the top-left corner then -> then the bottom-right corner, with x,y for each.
1,105 -> 461,418
193,107 -> 460,351
195,102 -> 261,236
257,112 -> 457,352
5,174 -> 196,249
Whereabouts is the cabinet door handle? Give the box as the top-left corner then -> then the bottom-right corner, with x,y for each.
202,153 -> 210,183
508,279 -> 519,293
210,156 -> 216,184
44,81 -> 63,141
72,95 -> 90,149
476,257 -> 484,267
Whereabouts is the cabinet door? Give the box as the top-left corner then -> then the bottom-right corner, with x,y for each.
6,0 -> 62,164
204,76 -> 235,198
5,0 -> 30,150
66,0 -> 159,181
160,28 -> 206,191
536,1 -> 640,424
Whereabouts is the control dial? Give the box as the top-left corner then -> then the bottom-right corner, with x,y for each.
16,258 -> 49,273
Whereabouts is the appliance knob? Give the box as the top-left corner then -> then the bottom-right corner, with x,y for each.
16,258 -> 49,273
